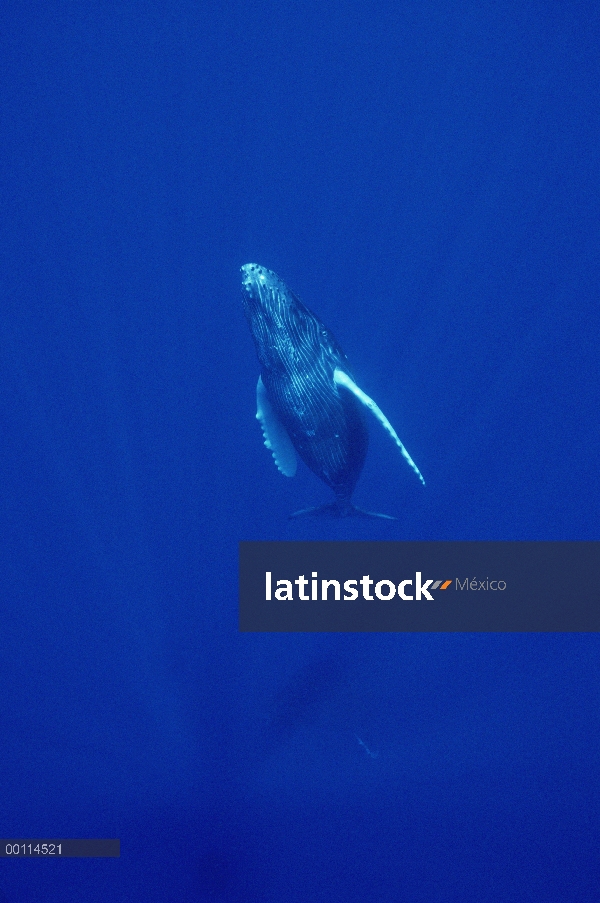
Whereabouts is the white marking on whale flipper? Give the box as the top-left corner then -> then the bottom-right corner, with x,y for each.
333,369 -> 425,485
256,376 -> 297,477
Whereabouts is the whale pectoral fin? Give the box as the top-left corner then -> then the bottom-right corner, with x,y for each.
333,369 -> 425,485
256,376 -> 297,477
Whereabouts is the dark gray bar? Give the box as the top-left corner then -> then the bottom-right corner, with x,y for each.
239,541 -> 600,632
0,840 -> 120,857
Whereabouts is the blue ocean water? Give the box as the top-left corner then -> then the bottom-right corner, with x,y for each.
1,1 -> 599,900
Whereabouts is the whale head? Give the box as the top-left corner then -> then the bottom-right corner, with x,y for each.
241,263 -> 296,328
240,263 -> 318,373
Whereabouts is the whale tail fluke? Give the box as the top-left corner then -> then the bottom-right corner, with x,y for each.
289,501 -> 397,520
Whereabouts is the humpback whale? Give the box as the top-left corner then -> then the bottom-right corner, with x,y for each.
241,263 -> 424,518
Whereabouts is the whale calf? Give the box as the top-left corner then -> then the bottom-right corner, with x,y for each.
241,263 -> 424,518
